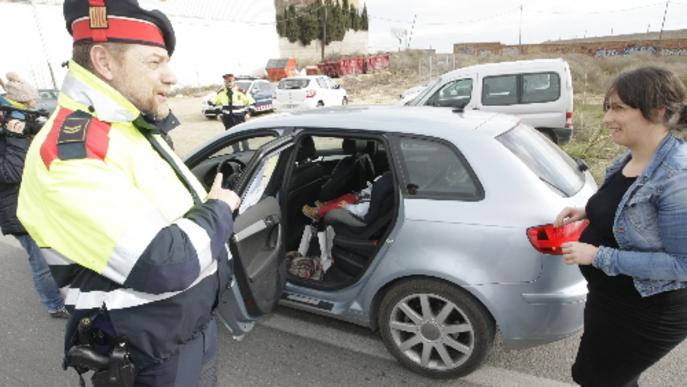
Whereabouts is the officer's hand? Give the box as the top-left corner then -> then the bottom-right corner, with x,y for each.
6,119 -> 25,134
208,172 -> 241,211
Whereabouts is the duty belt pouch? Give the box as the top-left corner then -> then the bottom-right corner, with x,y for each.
64,308 -> 136,387
90,346 -> 135,387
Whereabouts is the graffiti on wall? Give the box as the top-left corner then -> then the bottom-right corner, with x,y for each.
661,47 -> 687,56
594,45 -> 658,57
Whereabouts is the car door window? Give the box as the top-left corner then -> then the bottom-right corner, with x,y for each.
316,78 -> 329,89
522,72 -> 560,103
398,137 -> 482,200
240,151 -> 281,213
482,75 -> 518,105
426,78 -> 473,108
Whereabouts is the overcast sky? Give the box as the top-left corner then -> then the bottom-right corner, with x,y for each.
365,0 -> 687,52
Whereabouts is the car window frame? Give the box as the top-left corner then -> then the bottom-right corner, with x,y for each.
389,133 -> 484,201
481,71 -> 562,106
425,78 -> 473,108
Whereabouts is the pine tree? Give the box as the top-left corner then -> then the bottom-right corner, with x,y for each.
349,4 -> 359,31
286,5 -> 299,43
361,4 -> 368,31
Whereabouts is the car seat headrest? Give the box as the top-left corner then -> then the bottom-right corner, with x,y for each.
296,136 -> 316,162
342,139 -> 366,155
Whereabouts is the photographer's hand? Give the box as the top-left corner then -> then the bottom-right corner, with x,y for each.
6,119 -> 26,134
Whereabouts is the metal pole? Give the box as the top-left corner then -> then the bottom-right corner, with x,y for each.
407,14 -> 417,49
429,56 -> 432,81
30,0 -> 58,89
658,0 -> 670,55
321,6 -> 327,61
518,4 -> 523,54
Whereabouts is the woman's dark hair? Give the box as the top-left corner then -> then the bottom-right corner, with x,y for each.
604,66 -> 687,131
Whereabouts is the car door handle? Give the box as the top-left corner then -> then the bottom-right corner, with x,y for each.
232,215 -> 280,243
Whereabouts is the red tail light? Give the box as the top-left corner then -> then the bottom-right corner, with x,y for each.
306,89 -> 316,98
564,112 -> 574,128
526,220 -> 589,255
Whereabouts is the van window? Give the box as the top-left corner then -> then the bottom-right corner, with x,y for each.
278,79 -> 310,89
426,78 -> 473,108
497,124 -> 583,197
398,136 -> 482,200
482,75 -> 518,105
522,72 -> 560,103
316,78 -> 328,89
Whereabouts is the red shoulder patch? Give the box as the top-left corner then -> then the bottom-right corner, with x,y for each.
40,108 -> 112,169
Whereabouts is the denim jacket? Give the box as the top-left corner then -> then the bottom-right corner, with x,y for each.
593,133 -> 687,297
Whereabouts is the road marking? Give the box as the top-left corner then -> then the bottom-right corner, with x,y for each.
259,313 -> 574,387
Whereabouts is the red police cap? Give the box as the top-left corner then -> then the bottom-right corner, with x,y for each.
63,0 -> 176,55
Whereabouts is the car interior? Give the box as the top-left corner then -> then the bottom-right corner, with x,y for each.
284,135 -> 396,289
191,133 -> 397,291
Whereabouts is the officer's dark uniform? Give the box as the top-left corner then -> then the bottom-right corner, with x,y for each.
18,1 -> 233,386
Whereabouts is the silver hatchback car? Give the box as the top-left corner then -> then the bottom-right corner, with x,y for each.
184,105 -> 597,378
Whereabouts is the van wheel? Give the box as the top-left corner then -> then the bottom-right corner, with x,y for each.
378,279 -> 495,378
539,129 -> 558,144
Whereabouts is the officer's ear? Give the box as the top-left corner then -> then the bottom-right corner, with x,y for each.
89,44 -> 121,81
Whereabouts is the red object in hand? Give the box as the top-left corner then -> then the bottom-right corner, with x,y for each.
526,220 -> 590,255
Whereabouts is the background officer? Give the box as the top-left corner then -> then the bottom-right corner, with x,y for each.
213,73 -> 255,130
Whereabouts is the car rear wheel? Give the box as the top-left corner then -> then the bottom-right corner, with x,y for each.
378,279 -> 495,378
316,101 -> 324,107
342,97 -> 348,105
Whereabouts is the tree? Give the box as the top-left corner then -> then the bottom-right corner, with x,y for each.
276,10 -> 286,37
391,27 -> 407,51
342,0 -> 350,30
299,7 -> 319,45
286,5 -> 299,43
349,4 -> 359,31
361,4 -> 368,31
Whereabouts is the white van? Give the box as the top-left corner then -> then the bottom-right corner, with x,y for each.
406,58 -> 574,144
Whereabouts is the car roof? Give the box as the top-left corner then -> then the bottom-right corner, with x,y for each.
441,58 -> 568,78
236,105 -> 519,138
280,76 -> 328,81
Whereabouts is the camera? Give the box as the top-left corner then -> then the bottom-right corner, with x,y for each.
0,105 -> 49,136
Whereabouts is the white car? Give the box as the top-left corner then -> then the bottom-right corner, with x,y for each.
273,76 -> 348,111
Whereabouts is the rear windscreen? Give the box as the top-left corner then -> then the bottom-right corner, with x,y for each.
497,124 -> 583,197
278,79 -> 310,89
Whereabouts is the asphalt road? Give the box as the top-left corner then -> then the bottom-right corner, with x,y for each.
1,235 -> 685,387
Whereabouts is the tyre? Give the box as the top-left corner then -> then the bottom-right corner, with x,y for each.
316,101 -> 324,107
378,279 -> 495,378
342,97 -> 348,105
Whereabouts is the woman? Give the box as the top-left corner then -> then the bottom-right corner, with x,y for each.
555,66 -> 687,386
0,73 -> 68,318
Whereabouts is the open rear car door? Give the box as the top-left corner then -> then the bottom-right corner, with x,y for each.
215,135 -> 294,338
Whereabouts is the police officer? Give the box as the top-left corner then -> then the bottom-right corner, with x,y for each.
213,73 -> 255,130
18,1 -> 239,386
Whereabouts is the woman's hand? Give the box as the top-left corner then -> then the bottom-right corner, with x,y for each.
561,242 -> 598,266
554,207 -> 586,227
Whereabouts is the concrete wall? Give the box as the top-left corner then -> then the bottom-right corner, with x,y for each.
279,30 -> 368,64
453,39 -> 687,58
